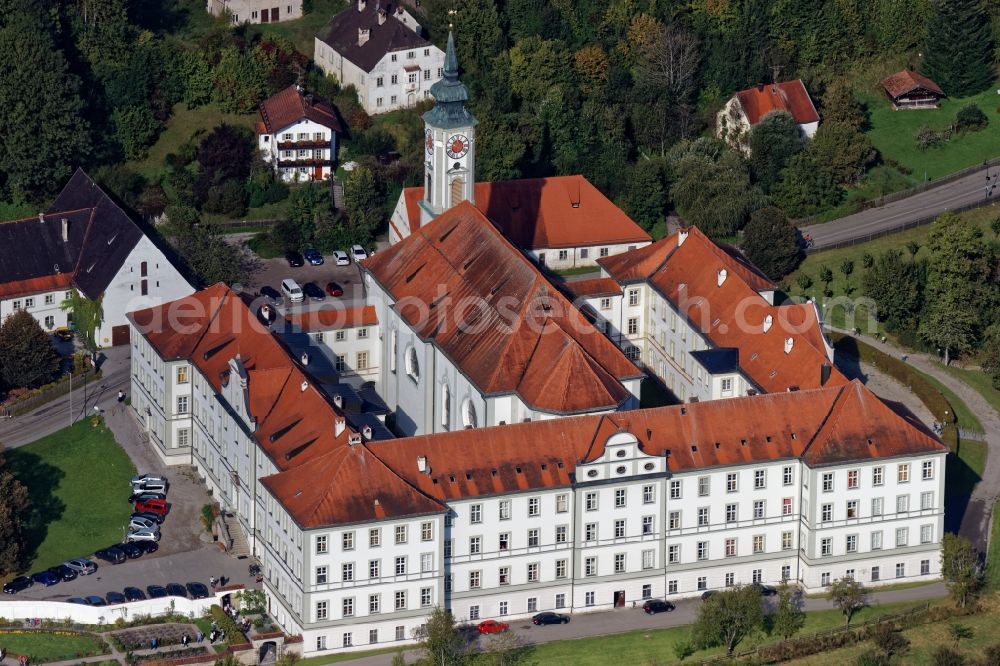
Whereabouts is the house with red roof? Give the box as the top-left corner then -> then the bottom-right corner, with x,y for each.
564,226 -> 843,403
388,33 -> 651,269
880,70 -> 945,110
257,85 -> 342,182
716,80 -> 820,153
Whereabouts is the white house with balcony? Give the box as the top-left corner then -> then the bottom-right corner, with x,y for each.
257,86 -> 342,182
207,0 -> 302,23
314,1 -> 445,115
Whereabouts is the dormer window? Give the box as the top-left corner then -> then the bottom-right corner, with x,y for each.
717,269 -> 728,286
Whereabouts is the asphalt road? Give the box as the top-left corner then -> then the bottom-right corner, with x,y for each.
801,165 -> 999,249
340,582 -> 946,666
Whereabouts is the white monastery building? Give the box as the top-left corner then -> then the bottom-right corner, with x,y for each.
716,80 -> 820,153
126,284 -> 947,658
207,0 -> 302,24
257,86 -> 342,183
389,33 -> 652,269
0,170 -> 192,346
314,1 -> 445,115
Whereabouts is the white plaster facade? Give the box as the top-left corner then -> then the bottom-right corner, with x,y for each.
259,119 -> 338,183
303,322 -> 381,388
207,0 -> 302,23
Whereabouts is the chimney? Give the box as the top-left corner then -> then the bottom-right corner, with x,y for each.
61,218 -> 69,242
335,417 -> 346,437
677,229 -> 689,246
357,0 -> 365,11
417,455 -> 428,473
38,212 -> 44,223
300,352 -> 310,366
300,380 -> 309,392
358,27 -> 370,46
784,337 -> 794,354
333,393 -> 343,408
762,314 -> 773,333
396,5 -> 403,14
362,424 -> 373,440
717,268 -> 728,287
348,433 -> 362,446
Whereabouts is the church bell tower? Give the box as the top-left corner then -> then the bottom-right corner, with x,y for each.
419,30 -> 477,225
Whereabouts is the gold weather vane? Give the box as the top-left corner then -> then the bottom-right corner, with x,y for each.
448,7 -> 458,29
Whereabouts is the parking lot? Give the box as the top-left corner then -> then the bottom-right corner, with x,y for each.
248,255 -> 366,312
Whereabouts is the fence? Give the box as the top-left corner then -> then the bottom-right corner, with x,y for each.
806,198 -> 997,253
0,588 -> 242,626
202,219 -> 281,233
699,602 -> 933,664
1,368 -> 100,418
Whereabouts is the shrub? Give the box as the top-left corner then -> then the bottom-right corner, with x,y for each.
209,605 -> 246,647
956,103 -> 988,132
915,124 -> 945,150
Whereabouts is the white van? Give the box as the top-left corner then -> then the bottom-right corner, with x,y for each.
281,278 -> 304,303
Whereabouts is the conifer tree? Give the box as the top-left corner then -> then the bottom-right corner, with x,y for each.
922,0 -> 994,97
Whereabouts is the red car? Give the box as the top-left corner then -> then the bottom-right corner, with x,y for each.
134,499 -> 168,517
477,619 -> 509,635
325,281 -> 344,297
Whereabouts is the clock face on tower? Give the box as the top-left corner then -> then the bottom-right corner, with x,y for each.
446,134 -> 470,159
425,129 -> 434,155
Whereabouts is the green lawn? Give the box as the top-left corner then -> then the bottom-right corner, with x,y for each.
921,372 -> 984,433
936,363 -> 1000,422
788,601 -> 1000,665
127,102 -> 257,179
248,0 -> 347,56
987,499 -> 1000,590
861,82 -> 1000,180
945,438 -> 986,502
3,419 -> 136,572
298,645 -> 405,665
0,631 -> 108,662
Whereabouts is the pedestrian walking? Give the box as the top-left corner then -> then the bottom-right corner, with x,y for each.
93,404 -> 101,416
196,631 -> 204,643
117,390 -> 125,403
182,634 -> 189,647
210,575 -> 217,588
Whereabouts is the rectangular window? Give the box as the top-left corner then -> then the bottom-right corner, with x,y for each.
872,566 -> 880,582
342,563 -> 354,582
614,553 -> 626,573
499,532 -> 510,551
421,522 -> 433,541
555,593 -> 566,608
316,601 -> 328,621
555,559 -> 567,579
469,605 -> 480,620
369,560 -> 380,578
821,504 -> 833,522
782,531 -> 793,550
921,491 -> 934,510
668,511 -> 680,530
783,466 -> 793,485
754,469 -> 766,489
920,524 -> 933,544
335,330 -> 346,342
395,525 -> 407,544
498,500 -> 511,520
556,494 -> 568,513
753,500 -> 765,519
846,500 -> 859,519
342,633 -> 352,648
614,519 -> 625,538
922,460 -> 934,480
469,536 -> 481,555
527,562 -> 539,582
725,504 -> 737,523
470,504 -> 482,523
726,572 -> 735,587
846,534 -> 858,552
376,76 -> 383,87
315,566 -> 327,584
783,497 -> 793,515
316,535 -> 328,554
43,315 -> 54,329
697,577 -> 707,591
599,297 -> 611,310
316,636 -> 326,651
469,571 -> 481,589
395,591 -> 406,610
725,538 -> 737,557
898,464 -> 910,483
847,469 -> 859,489
872,497 -> 884,516
642,516 -> 654,535
555,525 -> 567,543
627,318 -> 638,335
356,351 -> 369,370
614,489 -> 626,508
821,538 -> 832,556
698,507 -> 709,526
585,591 -> 595,606
342,598 -> 354,617
921,559 -> 931,575
528,497 -> 540,516
528,528 -> 539,547
896,495 -> 910,513
585,523 -> 597,542
726,473 -> 738,493
670,480 -> 682,499
643,485 -> 655,504
753,535 -> 764,553
698,476 -> 710,496
585,557 -> 597,577
781,565 -> 791,581
176,396 -> 188,414
395,556 -> 406,575
896,563 -> 905,579
585,492 -> 598,511
668,580 -> 678,594
421,553 -> 433,572
334,355 -> 346,372
697,541 -> 708,560
628,289 -> 639,306
176,366 -> 189,384
668,544 -> 680,563
44,293 -> 54,305
822,473 -> 833,492
527,597 -> 538,612
369,528 -> 380,547
821,572 -> 831,586
872,531 -> 883,550
499,566 -> 510,585
895,527 -> 908,547
642,549 -> 655,569
873,466 -> 884,486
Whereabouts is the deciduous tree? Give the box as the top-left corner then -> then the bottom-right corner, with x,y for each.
940,533 -> 982,607
741,206 -> 802,279
691,584 -> 764,655
771,581 -> 805,639
0,445 -> 29,576
828,577 -> 867,627
772,152 -> 843,217
862,250 -> 924,331
748,111 -> 804,192
413,607 -> 465,666
173,226 -> 260,287
343,166 -> 384,244
809,121 -> 876,186
0,310 -> 60,390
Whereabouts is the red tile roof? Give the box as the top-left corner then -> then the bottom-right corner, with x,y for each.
562,277 -> 622,299
286,305 -> 378,331
599,227 -> 843,393
0,273 -> 74,299
399,175 -> 652,250
364,201 -> 643,414
369,380 -> 946,501
735,80 -> 819,126
880,70 -> 944,99
258,85 -> 342,135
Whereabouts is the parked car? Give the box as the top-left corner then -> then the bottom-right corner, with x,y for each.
303,248 -> 324,265
128,491 -> 166,503
48,565 -> 77,582
350,245 -> 368,262
30,571 -> 60,586
126,528 -> 160,543
128,514 -> 160,530
119,542 -> 144,559
285,251 -> 304,267
165,583 -> 188,598
106,591 -> 127,605
132,510 -> 164,525
146,585 -> 168,599
642,599 -> 675,615
85,595 -> 107,607
302,281 -> 325,301
134,499 -> 168,517
64,558 -> 97,575
130,473 -> 167,488
476,619 -> 509,634
325,281 -> 344,297
95,546 -> 127,564
186,582 -> 210,599
752,583 -> 779,597
133,541 -> 159,555
259,285 -> 283,306
67,597 -> 89,605
531,612 -> 570,625
123,587 -> 147,601
54,328 -> 74,342
332,250 -> 350,266
280,278 -> 304,304
701,590 -> 717,601
2,576 -> 33,594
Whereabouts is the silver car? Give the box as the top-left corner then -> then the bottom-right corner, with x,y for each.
63,558 -> 97,575
128,516 -> 159,532
126,528 -> 160,543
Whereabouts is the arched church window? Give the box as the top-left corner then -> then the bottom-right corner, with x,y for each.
451,177 -> 465,205
405,346 -> 419,383
462,399 -> 477,429
441,384 -> 450,427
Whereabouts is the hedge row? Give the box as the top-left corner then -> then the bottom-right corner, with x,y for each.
209,605 -> 246,648
830,333 -> 956,425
